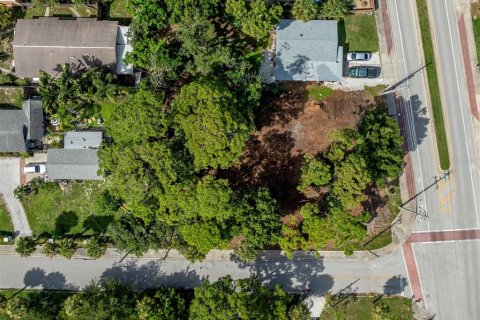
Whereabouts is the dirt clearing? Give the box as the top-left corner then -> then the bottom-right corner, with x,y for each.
225,83 -> 375,212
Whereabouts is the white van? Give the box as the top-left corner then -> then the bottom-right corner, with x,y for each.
24,164 -> 46,174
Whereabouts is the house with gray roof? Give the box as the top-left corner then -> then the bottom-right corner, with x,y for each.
46,131 -> 102,180
64,131 -> 102,150
0,100 -> 44,153
274,19 -> 343,82
12,18 -> 132,79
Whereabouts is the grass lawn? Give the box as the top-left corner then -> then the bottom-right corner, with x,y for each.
342,14 -> 379,52
307,85 -> 334,101
416,0 -> 450,170
51,7 -> 74,17
0,204 -> 14,234
22,181 -> 113,236
0,87 -> 24,109
364,85 -> 386,100
24,6 -> 46,19
471,5 -> 480,63
108,0 -> 131,19
74,5 -> 97,17
321,296 -> 414,320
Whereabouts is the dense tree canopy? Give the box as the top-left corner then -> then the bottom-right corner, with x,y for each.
297,155 -> 332,193
292,0 -> 320,21
225,0 -> 282,41
320,0 -> 350,20
173,81 -> 252,170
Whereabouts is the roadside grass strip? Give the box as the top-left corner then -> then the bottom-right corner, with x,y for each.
416,0 -> 450,170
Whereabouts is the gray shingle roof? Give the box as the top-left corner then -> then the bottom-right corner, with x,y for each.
64,131 -> 102,149
22,100 -> 44,141
12,18 -> 118,78
0,100 -> 43,152
274,19 -> 343,82
47,149 -> 102,180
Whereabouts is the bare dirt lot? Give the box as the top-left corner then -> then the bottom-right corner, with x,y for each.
226,83 -> 375,213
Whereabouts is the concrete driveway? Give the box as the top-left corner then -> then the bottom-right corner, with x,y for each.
0,158 -> 32,236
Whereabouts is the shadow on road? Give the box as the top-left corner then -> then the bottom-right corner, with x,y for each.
235,251 -> 334,295
23,267 -> 78,291
101,260 -> 205,290
395,93 -> 430,151
383,275 -> 408,295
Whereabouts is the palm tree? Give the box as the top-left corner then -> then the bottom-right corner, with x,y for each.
85,237 -> 107,259
15,236 -> 38,257
292,0 -> 320,21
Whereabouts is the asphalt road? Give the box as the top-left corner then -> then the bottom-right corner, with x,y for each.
0,249 -> 410,298
388,0 -> 480,318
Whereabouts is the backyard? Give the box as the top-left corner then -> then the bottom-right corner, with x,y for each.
341,14 -> 379,52
0,87 -> 24,109
21,181 -> 114,236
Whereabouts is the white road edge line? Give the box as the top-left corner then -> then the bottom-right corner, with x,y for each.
443,0 -> 480,228
393,0 -> 430,226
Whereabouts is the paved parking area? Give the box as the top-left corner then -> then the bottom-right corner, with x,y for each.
0,158 -> 32,236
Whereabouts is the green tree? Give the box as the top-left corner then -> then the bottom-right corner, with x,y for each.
57,238 -> 78,259
60,279 -> 138,320
177,14 -> 232,76
107,214 -> 172,257
0,6 -> 12,30
85,237 -> 107,259
0,296 -> 28,320
320,0 -> 350,20
42,242 -> 59,258
165,0 -> 220,23
324,129 -> 360,163
179,222 -> 226,257
135,288 -> 186,320
288,303 -> 311,320
331,152 -> 371,210
15,236 -> 38,257
297,155 -> 332,192
189,276 -> 291,319
233,187 -> 282,262
359,110 -> 404,184
292,0 -> 320,21
225,0 -> 283,41
173,81 -> 251,170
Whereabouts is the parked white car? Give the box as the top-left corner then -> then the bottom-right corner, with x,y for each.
24,163 -> 46,174
346,52 -> 372,61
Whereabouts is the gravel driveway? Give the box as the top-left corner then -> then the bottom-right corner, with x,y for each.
0,158 -> 32,236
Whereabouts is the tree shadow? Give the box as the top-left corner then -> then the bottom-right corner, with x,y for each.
395,93 -> 429,151
54,211 -> 79,236
23,267 -> 78,291
82,214 -> 114,234
101,260 -> 206,290
236,251 -> 334,295
383,275 -> 408,295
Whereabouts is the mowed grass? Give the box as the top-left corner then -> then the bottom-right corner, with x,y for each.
307,85 -> 333,101
471,5 -> 480,63
343,15 -> 379,52
0,87 -> 23,109
321,296 -> 414,320
24,6 -> 46,19
22,181 -> 107,235
416,0 -> 450,170
0,204 -> 14,234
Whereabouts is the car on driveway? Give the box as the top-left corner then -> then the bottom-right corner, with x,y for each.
348,66 -> 381,78
346,52 -> 372,61
24,163 -> 46,174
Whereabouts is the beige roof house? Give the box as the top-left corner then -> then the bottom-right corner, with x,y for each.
12,18 -> 122,79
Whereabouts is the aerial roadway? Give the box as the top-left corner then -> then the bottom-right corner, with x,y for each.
388,0 -> 480,318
